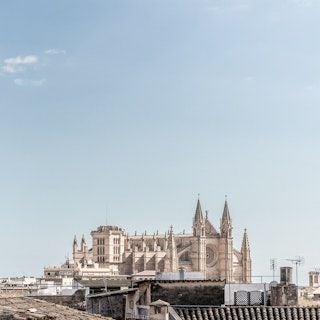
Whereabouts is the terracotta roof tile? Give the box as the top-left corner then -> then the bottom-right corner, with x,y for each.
172,307 -> 320,320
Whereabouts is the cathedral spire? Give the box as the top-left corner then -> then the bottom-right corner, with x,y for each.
220,198 -> 232,237
194,196 -> 203,223
222,198 -> 231,224
193,196 -> 205,237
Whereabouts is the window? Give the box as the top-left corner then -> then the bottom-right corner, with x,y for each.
98,238 -> 105,245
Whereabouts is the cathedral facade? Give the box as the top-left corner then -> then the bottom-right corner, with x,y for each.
72,199 -> 252,283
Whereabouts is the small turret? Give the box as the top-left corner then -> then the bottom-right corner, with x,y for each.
73,235 -> 78,252
241,228 -> 252,283
81,234 -> 86,251
153,233 -> 157,251
167,225 -> 175,250
165,225 -> 178,272
141,233 -> 146,251
241,228 -> 250,254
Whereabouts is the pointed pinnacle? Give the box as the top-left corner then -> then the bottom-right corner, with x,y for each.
195,198 -> 203,221
222,199 -> 231,222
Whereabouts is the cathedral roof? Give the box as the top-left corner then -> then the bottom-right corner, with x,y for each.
205,219 -> 219,236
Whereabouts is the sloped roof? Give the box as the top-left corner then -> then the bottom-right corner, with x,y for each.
0,297 -> 113,319
150,299 -> 170,306
87,287 -> 138,298
174,306 -> 320,320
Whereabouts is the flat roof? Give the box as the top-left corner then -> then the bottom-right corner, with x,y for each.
77,278 -> 133,288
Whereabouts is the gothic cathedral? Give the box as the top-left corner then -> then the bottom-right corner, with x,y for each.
72,199 -> 252,282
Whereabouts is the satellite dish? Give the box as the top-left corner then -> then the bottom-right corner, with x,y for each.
269,281 -> 278,287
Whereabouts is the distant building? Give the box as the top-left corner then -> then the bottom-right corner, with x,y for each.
309,271 -> 320,288
300,271 -> 320,303
44,258 -> 119,280
46,199 -> 252,283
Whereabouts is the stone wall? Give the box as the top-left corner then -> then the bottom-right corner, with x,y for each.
151,281 -> 224,306
35,289 -> 86,309
87,294 -> 125,319
271,284 -> 298,306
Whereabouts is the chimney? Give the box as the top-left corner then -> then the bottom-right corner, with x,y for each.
280,267 -> 293,285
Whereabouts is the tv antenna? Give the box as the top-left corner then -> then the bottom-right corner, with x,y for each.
270,258 -> 277,281
286,256 -> 304,287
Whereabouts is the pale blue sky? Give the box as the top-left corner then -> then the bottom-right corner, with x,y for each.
1,0 -> 320,285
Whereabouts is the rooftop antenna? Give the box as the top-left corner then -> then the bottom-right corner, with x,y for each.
105,205 -> 108,226
286,256 -> 305,287
270,258 -> 277,281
